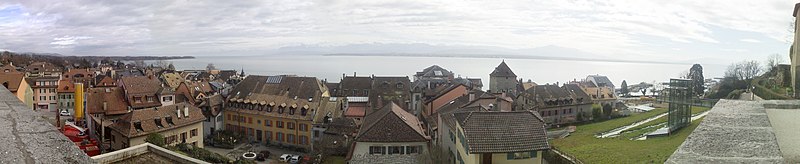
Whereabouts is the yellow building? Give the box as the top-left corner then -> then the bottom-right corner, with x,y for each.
0,72 -> 34,109
447,111 -> 549,164
108,103 -> 205,150
225,75 -> 334,150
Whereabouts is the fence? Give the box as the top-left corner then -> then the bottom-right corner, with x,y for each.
543,147 -> 584,164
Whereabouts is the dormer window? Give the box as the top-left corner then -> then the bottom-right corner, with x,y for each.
165,116 -> 174,126
134,121 -> 143,132
266,105 -> 273,112
278,106 -> 285,114
289,107 -> 296,115
301,108 -> 308,116
154,118 -> 163,129
396,83 -> 404,89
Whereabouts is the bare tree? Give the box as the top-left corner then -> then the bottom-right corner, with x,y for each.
154,60 -> 170,68
725,60 -> 761,80
678,70 -> 690,79
206,63 -> 216,71
133,60 -> 146,68
765,53 -> 785,72
741,60 -> 761,80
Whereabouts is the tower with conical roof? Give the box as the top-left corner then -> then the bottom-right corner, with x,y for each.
489,60 -> 518,93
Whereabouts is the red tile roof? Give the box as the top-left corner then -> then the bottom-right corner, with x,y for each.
109,103 -> 204,138
356,102 -> 429,142
0,72 -> 25,92
344,105 -> 367,118
86,87 -> 130,115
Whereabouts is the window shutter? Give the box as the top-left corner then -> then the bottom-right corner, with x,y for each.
507,153 -> 513,160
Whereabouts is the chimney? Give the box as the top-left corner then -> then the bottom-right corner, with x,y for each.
469,92 -> 476,101
354,72 -> 357,77
183,106 -> 189,117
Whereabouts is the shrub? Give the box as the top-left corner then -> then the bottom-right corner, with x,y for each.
145,133 -> 165,147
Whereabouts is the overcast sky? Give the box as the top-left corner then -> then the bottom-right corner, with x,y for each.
0,0 -> 796,65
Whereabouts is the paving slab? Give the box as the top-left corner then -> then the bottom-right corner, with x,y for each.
666,99 -> 784,163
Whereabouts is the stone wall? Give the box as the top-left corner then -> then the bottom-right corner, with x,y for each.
0,86 -> 93,163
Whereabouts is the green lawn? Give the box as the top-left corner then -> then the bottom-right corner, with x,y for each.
323,156 -> 346,164
589,108 -> 668,134
622,106 -> 710,133
552,115 -> 705,163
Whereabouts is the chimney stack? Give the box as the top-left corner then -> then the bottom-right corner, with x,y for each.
183,106 -> 189,117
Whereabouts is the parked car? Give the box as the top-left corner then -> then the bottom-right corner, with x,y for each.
279,154 -> 294,162
289,155 -> 300,164
256,150 -> 270,161
60,110 -> 70,116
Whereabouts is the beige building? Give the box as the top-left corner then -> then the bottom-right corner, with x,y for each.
348,103 -> 430,164
571,80 -> 617,106
447,111 -> 549,164
225,75 -> 338,150
0,72 -> 34,109
108,103 -> 205,150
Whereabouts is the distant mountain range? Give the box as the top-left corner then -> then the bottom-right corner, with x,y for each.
268,43 -> 689,65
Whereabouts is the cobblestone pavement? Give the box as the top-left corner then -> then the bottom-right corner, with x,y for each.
205,142 -> 312,164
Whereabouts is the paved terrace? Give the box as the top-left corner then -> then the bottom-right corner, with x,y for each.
666,99 -> 800,163
0,86 -> 93,163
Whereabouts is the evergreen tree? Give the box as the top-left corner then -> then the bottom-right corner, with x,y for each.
620,80 -> 629,97
688,64 -> 705,97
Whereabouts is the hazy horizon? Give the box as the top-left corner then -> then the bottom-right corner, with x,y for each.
0,1 -> 796,67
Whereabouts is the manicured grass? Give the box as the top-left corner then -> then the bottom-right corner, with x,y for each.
323,156 -> 346,164
623,106 -> 710,133
589,108 -> 668,134
552,116 -> 705,163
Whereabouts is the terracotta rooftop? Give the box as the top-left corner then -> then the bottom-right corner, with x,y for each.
86,87 -> 130,115
356,102 -> 429,142
109,103 -> 205,138
454,110 -> 549,153
57,80 -> 76,93
120,76 -> 163,108
0,72 -> 25,92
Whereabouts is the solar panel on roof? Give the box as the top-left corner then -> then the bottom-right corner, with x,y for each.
266,76 -> 283,83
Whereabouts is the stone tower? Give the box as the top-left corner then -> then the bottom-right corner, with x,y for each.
489,60 -> 518,93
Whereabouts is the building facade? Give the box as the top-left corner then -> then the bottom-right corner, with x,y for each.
0,72 -> 34,109
30,76 -> 60,111
515,84 -> 593,125
224,75 -> 331,150
449,111 -> 549,164
348,103 -> 430,164
108,103 -> 205,150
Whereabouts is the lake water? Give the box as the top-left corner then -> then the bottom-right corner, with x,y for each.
167,55 -> 727,88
